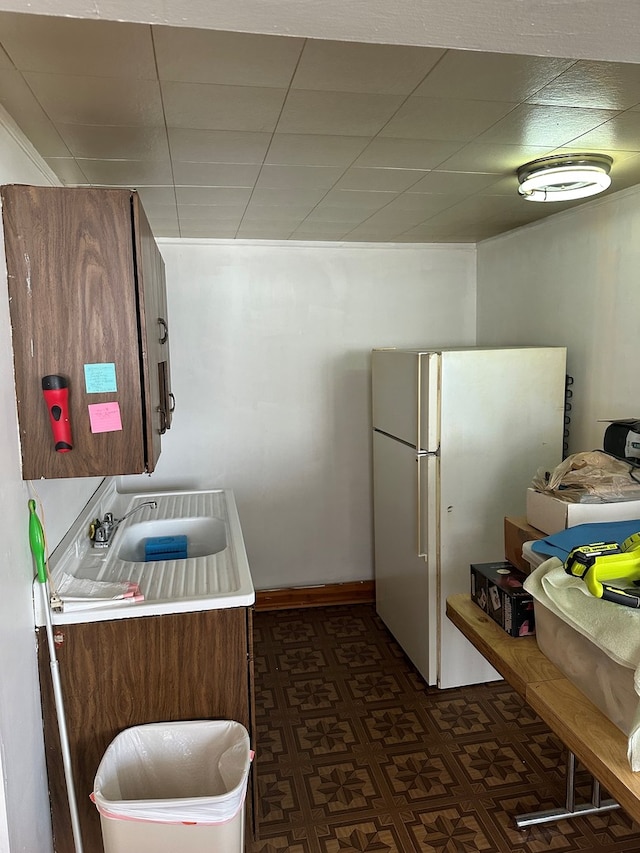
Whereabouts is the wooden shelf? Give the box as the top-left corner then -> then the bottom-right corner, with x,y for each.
446,593 -> 640,824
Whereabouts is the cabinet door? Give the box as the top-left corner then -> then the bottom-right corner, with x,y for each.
1,185 -> 150,478
132,193 -> 173,467
38,609 -> 252,853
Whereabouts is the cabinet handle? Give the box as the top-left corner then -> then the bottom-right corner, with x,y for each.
158,317 -> 168,345
169,393 -> 176,413
158,408 -> 167,435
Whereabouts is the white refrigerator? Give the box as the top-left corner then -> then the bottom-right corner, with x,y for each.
372,346 -> 567,690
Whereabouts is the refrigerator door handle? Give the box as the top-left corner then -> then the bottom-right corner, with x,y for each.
416,452 -> 430,558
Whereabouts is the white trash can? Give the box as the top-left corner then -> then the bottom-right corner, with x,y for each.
92,720 -> 251,853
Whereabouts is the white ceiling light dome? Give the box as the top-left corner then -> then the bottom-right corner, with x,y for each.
517,153 -> 613,202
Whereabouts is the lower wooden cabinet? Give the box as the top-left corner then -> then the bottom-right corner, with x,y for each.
37,608 -> 255,853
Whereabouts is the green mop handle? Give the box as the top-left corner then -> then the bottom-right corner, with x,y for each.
28,499 -> 48,584
27,499 -> 85,852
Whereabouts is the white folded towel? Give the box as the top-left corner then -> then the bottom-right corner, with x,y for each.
525,559 -> 640,667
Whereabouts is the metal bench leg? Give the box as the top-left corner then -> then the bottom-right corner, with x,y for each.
515,751 -> 620,828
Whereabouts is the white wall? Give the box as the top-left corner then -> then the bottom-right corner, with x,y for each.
0,108 -> 103,852
476,185 -> 640,454
120,240 -> 476,589
2,0 -> 639,63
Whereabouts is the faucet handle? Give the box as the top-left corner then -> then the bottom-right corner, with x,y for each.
89,515 -> 112,547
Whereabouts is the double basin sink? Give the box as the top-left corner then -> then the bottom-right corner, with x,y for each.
37,483 -> 255,625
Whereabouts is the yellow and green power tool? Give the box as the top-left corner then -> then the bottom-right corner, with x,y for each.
564,532 -> 640,607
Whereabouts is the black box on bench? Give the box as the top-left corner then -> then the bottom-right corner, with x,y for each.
470,561 -> 535,637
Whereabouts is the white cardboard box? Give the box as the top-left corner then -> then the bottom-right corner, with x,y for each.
526,487 -> 640,535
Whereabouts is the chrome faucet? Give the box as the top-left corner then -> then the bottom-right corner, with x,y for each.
90,500 -> 157,548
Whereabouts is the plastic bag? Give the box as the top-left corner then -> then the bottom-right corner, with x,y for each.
92,720 -> 250,825
532,450 -> 640,503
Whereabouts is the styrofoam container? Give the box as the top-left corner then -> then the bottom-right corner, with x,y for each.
533,598 -> 637,736
526,488 -> 640,536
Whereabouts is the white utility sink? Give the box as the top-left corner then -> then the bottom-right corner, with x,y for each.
35,482 -> 255,626
117,516 -> 227,562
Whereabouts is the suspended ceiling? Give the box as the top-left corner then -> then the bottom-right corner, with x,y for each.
1,12 -> 640,242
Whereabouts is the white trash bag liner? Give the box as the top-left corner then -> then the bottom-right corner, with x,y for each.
93,720 -> 250,825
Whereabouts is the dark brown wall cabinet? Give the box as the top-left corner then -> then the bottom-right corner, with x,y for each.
1,184 -> 173,479
37,608 -> 256,853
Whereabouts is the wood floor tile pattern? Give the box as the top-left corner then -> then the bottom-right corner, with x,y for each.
247,604 -> 640,853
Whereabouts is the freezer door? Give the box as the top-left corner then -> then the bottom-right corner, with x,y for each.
373,430 -> 437,684
372,350 -> 439,451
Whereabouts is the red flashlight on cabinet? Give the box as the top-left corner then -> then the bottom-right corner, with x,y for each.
42,375 -> 73,452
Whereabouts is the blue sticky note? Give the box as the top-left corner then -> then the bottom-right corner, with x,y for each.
84,363 -> 117,394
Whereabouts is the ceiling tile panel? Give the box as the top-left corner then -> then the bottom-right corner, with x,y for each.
147,221 -> 180,237
413,51 -> 575,102
344,207 -> 434,230
153,27 -> 304,88
567,111 -> 640,151
379,97 -> 517,141
175,187 -> 253,205
44,157 -> 90,184
275,90 -> 405,136
76,159 -> 173,185
438,142 -> 554,172
178,205 -> 245,223
290,223 -> 353,240
291,40 -> 445,94
527,60 -> 640,110
240,208 -> 307,225
477,174 -> 522,196
142,204 -> 179,224
24,72 -> 165,127
600,152 -> 640,190
244,203 -> 319,220
343,224 -> 407,241
162,81 -> 287,132
56,124 -> 169,160
388,192 -> 463,217
265,133 -> 369,166
0,43 -> 13,68
317,188 -> 398,210
0,67 -> 70,156
334,167 -> 427,192
249,186 -> 329,206
136,187 -> 176,207
0,14 -> 156,78
172,162 -> 260,187
353,137 -> 463,169
237,223 -> 296,239
255,164 -> 345,189
181,223 -> 239,238
167,128 -> 271,164
409,170 -> 500,193
303,205 -> 377,224
477,103 -> 621,146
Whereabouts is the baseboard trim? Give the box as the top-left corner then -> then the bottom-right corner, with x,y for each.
255,581 -> 375,611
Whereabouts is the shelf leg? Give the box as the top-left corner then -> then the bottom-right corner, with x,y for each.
515,751 -> 620,829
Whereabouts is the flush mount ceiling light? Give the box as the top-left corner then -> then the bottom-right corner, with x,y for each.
517,153 -> 613,202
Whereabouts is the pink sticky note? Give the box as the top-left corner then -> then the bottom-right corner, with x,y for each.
88,402 -> 123,434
